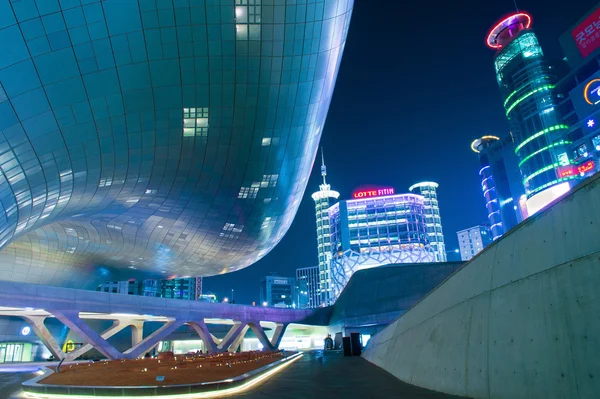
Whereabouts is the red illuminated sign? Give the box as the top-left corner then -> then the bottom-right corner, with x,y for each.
559,160 -> 596,177
577,160 -> 595,174
572,7 -> 600,59
559,166 -> 574,178
352,187 -> 395,199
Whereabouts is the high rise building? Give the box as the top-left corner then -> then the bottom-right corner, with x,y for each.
457,226 -> 493,261
97,277 -> 202,301
408,182 -> 447,261
487,12 -> 577,216
311,151 -> 340,306
471,135 -> 526,239
260,276 -> 296,308
327,189 -> 434,300
295,266 -> 321,309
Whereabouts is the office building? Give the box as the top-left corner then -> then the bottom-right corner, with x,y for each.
471,135 -> 526,239
408,182 -> 447,261
487,12 -> 576,216
0,0 -> 354,288
457,226 -> 493,261
327,189 -> 434,301
97,277 -> 202,301
311,152 -> 340,306
260,276 -> 296,308
295,266 -> 321,309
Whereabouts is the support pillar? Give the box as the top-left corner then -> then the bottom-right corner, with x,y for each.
123,319 -> 183,359
52,310 -> 123,360
64,320 -> 129,361
216,321 -> 247,352
21,315 -> 66,360
227,325 -> 249,353
188,320 -> 218,354
131,321 -> 144,347
248,322 -> 288,351
270,323 -> 288,349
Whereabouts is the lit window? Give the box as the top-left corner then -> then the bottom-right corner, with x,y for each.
235,0 -> 261,41
183,108 -> 209,137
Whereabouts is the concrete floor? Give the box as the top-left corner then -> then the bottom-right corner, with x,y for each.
1,351 -> 470,399
233,350 -> 469,399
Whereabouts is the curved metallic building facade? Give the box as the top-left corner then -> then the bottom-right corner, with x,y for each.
0,0 -> 354,287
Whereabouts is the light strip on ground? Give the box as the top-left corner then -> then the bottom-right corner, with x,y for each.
515,125 -> 569,154
518,140 -> 571,167
505,84 -> 554,116
23,353 -> 303,399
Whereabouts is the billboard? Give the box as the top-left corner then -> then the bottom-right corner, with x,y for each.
572,6 -> 600,58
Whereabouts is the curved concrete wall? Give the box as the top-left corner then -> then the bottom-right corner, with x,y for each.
362,174 -> 600,399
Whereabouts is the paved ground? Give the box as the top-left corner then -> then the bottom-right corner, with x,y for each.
233,350 -> 468,399
0,372 -> 35,399
1,351 -> 469,398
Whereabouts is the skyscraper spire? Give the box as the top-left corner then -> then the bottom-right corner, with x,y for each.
320,147 -> 327,185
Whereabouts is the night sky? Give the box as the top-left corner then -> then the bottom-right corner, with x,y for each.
205,0 -> 599,304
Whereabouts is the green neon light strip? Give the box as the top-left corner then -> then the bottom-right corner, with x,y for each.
505,84 -> 555,115
523,163 -> 559,184
503,76 -> 552,108
518,140 -> 571,167
528,175 -> 578,197
515,124 -> 569,154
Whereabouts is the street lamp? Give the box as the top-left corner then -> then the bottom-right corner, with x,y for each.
262,301 -> 268,307
223,297 -> 229,303
231,289 -> 234,303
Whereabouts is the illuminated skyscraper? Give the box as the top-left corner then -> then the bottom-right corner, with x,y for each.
311,151 -> 339,306
471,136 -> 525,239
408,182 -> 446,261
487,12 -> 576,216
457,225 -> 493,261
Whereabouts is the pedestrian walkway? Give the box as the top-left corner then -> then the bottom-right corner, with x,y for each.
232,350 -> 469,399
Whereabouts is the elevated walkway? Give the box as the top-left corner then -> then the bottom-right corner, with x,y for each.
363,173 -> 600,398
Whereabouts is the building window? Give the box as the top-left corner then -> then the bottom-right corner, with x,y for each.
183,108 -> 209,137
592,135 -> 600,151
235,0 -> 261,40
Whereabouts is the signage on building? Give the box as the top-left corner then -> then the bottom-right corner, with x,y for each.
572,7 -> 600,58
584,78 -> 600,105
352,187 -> 395,199
273,279 -> 289,285
558,160 -> 595,177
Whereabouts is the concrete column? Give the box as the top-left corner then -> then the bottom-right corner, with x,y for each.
248,322 -> 275,351
227,325 -> 249,353
216,321 -> 247,352
52,310 -> 123,360
21,315 -> 66,360
188,320 -> 218,354
130,321 -> 144,347
123,319 -> 184,359
64,320 -> 128,361
270,323 -> 288,349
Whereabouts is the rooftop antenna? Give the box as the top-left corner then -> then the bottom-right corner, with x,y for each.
320,147 -> 327,185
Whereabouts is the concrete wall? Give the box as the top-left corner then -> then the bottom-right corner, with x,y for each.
328,262 -> 463,337
362,173 -> 600,399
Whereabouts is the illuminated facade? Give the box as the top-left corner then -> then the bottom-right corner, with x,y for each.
408,182 -> 446,261
471,136 -> 525,239
457,225 -> 492,261
0,0 -> 354,288
327,193 -> 434,300
97,277 -> 202,300
260,275 -> 295,308
487,13 -> 576,216
311,152 -> 339,306
555,4 -> 600,183
295,266 -> 320,309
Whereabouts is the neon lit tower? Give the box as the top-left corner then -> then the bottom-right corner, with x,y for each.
471,136 -> 504,240
408,182 -> 446,262
487,12 -> 575,215
311,150 -> 339,306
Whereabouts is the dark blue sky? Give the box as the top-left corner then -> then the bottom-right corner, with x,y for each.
205,0 -> 599,304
